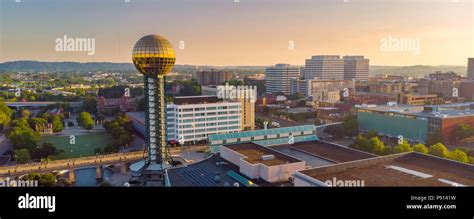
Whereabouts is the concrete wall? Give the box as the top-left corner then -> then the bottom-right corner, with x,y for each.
293,171 -> 327,187
221,146 -> 306,183
263,161 -> 306,183
220,146 -> 243,165
239,159 -> 260,179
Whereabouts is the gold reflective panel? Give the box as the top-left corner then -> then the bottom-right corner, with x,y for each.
132,35 -> 176,76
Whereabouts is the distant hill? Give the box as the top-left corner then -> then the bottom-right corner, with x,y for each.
0,61 -> 136,73
369,65 -> 467,77
0,61 -> 467,78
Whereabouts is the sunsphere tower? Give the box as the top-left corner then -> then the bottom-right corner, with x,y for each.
132,35 -> 176,184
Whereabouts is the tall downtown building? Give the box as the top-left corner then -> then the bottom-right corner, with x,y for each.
343,56 -> 369,81
468,58 -> 474,80
304,55 -> 369,81
304,56 -> 344,80
265,64 -> 300,95
197,69 -> 232,86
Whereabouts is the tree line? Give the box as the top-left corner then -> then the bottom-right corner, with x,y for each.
350,132 -> 474,164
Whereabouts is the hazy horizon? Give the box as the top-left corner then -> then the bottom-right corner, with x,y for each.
0,60 -> 470,68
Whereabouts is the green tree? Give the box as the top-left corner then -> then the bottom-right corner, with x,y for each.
20,109 -> 31,119
22,173 -> 40,181
14,149 -> 31,164
0,102 -> 13,129
82,95 -> 97,114
51,115 -> 64,133
469,157 -> 474,164
11,118 -> 31,130
428,143 -> 449,158
413,143 -> 429,154
350,135 -> 369,151
28,117 -> 48,131
32,142 -> 61,160
78,112 -> 94,130
368,137 -> 386,155
447,149 -> 469,163
392,139 -> 413,154
7,127 -> 40,150
38,173 -> 56,186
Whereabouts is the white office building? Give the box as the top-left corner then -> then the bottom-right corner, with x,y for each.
266,64 -> 300,95
166,96 -> 242,144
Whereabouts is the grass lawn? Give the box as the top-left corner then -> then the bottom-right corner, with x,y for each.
41,132 -> 111,159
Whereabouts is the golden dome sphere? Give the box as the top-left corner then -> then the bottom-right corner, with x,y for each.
132,35 -> 176,76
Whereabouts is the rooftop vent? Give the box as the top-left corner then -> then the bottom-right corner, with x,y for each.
261,155 -> 275,161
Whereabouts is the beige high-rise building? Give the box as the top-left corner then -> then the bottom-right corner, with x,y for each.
468,58 -> 474,80
216,83 -> 256,130
197,69 -> 232,86
304,56 -> 344,80
343,56 -> 369,81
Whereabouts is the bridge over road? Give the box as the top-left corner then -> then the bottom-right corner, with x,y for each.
0,151 -> 144,177
0,145 -> 209,177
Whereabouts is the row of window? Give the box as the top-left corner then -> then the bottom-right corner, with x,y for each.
176,126 -> 241,134
168,116 -> 241,124
217,131 -> 310,144
167,105 -> 241,112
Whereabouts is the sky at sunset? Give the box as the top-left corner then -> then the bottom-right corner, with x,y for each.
0,0 -> 473,66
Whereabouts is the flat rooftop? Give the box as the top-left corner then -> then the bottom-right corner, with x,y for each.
286,107 -> 316,114
279,140 -> 375,163
173,95 -> 222,105
299,152 -> 474,186
357,103 -> 474,119
224,143 -> 301,166
167,155 -> 240,187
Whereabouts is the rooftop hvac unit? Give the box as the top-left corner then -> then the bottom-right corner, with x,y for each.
261,155 -> 275,161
